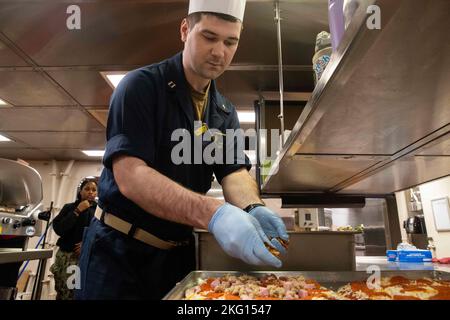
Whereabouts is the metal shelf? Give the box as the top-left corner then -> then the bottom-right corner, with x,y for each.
0,249 -> 53,264
261,0 -> 450,196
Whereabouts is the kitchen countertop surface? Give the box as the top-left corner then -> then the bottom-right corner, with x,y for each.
0,248 -> 53,264
356,256 -> 450,273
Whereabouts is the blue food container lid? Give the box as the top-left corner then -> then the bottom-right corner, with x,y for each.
397,250 -> 432,262
386,250 -> 398,261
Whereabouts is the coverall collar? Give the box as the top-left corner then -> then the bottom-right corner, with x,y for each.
166,52 -> 231,129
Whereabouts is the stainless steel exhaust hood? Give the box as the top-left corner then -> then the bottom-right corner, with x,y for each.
261,0 -> 450,196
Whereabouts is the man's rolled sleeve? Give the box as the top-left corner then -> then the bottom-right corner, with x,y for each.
103,69 -> 158,169
103,134 -> 155,169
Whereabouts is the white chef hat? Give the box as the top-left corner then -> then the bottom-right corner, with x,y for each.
188,0 -> 247,22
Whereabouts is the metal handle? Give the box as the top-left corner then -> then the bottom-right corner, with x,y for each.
274,1 -> 285,146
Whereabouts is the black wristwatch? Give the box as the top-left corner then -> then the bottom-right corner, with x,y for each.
243,203 -> 265,213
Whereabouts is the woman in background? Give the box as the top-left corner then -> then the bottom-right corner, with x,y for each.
50,177 -> 97,300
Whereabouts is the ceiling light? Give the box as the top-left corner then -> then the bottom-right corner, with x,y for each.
0,134 -> 12,142
238,111 -> 255,123
0,98 -> 9,106
82,150 -> 105,157
100,72 -> 127,89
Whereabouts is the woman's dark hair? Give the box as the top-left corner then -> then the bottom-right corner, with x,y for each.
76,177 -> 98,201
186,12 -> 242,30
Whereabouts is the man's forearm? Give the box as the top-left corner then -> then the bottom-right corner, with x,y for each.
113,156 -> 222,229
221,168 -> 264,209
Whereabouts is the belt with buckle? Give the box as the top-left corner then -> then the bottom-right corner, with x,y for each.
94,206 -> 188,250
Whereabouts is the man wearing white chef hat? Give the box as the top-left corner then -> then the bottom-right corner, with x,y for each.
189,0 -> 246,20
182,0 -> 246,86
77,0 -> 289,300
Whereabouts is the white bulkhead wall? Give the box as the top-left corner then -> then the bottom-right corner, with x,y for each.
395,176 -> 450,259
418,177 -> 450,259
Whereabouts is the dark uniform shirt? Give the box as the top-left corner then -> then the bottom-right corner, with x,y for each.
53,202 -> 96,252
98,52 -> 251,242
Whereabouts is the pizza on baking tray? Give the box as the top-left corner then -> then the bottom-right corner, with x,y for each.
184,274 -> 343,300
184,274 -> 450,300
337,275 -> 450,300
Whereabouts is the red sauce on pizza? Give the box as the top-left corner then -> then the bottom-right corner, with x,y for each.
432,285 -> 450,300
389,276 -> 409,285
416,278 -> 433,285
350,282 -> 373,294
393,295 -> 421,300
199,280 -> 211,291
400,285 -> 427,292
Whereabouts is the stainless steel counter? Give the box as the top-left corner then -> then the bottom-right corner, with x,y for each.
196,230 -> 361,271
0,248 -> 53,264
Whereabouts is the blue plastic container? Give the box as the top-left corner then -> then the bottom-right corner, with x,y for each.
386,250 -> 398,261
398,250 -> 433,262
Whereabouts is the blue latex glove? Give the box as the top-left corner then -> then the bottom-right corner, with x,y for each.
248,206 -> 289,255
209,203 -> 282,268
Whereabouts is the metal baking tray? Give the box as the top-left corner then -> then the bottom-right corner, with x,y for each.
163,270 -> 450,300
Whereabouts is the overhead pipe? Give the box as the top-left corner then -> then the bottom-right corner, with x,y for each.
50,160 -> 57,208
55,160 -> 75,210
47,159 -> 58,245
274,1 -> 286,146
